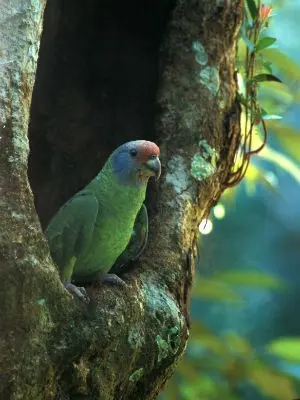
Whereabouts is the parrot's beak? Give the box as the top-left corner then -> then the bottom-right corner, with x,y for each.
145,157 -> 161,181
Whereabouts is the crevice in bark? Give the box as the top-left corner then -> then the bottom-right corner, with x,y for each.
28,0 -> 176,228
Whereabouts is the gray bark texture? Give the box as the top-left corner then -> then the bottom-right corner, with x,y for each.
0,0 -> 243,399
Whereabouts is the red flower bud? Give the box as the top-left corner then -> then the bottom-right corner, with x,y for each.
259,4 -> 272,21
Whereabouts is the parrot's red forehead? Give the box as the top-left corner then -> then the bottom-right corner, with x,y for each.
137,141 -> 160,161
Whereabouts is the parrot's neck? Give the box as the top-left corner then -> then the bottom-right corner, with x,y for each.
89,161 -> 147,216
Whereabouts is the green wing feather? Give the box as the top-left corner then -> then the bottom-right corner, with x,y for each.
111,203 -> 148,273
46,190 -> 99,282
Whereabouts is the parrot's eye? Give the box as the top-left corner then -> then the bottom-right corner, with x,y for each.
129,149 -> 137,157
149,154 -> 157,160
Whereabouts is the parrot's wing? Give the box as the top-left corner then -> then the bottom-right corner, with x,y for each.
45,190 -> 99,281
111,203 -> 148,273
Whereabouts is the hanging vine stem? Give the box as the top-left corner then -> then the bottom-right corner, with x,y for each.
225,0 -> 275,188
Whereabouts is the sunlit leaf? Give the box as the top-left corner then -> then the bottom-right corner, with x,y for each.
192,279 -> 243,303
244,164 -> 279,194
246,0 -> 258,21
267,337 -> 300,362
260,108 -> 283,121
211,270 -> 285,290
256,37 -> 276,52
266,120 -> 300,161
252,73 -> 282,83
261,114 -> 282,120
249,363 -> 297,400
221,186 -> 238,204
244,164 -> 260,195
259,144 -> 300,183
292,87 -> 300,103
259,81 -> 294,114
261,48 -> 300,79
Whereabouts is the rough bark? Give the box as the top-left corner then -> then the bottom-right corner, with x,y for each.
0,0 -> 243,399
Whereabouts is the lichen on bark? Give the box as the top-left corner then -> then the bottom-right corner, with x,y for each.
0,0 -> 243,399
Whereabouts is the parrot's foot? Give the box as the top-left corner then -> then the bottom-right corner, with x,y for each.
102,273 -> 127,288
64,282 -> 90,303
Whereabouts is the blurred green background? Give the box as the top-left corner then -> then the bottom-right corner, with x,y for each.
162,0 -> 300,398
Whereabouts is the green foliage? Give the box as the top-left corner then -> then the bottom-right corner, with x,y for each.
192,270 -> 284,304
267,120 -> 300,161
162,271 -> 295,399
255,37 -> 276,53
248,361 -> 297,400
192,279 -> 243,304
261,48 -> 300,80
233,0 -> 300,187
267,338 -> 300,362
211,270 -> 285,289
246,0 -> 259,20
234,0 -> 300,187
163,309 -> 299,399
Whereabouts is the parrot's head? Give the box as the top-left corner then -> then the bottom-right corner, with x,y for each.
111,140 -> 161,187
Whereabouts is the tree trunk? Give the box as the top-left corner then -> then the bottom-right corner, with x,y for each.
0,0 -> 243,399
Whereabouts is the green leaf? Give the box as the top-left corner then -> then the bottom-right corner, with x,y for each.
260,143 -> 300,184
246,0 -> 258,21
261,48 -> 300,80
192,279 -> 243,303
244,164 -> 279,194
252,73 -> 282,83
259,81 -> 293,112
262,60 -> 273,74
211,270 -> 285,290
267,121 -> 300,161
267,337 -> 300,362
259,142 -> 300,184
262,114 -> 282,120
256,37 -> 276,52
249,362 -> 297,400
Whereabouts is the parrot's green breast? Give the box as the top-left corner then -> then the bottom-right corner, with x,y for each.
74,213 -> 135,275
72,180 -> 146,278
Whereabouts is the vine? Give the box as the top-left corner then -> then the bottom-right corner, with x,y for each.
227,0 -> 280,187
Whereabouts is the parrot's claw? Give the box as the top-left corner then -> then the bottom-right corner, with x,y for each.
102,273 -> 127,288
64,282 -> 90,303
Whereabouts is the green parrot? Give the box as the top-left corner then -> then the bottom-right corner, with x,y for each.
46,140 -> 161,301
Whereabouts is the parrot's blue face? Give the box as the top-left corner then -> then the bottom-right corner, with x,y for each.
111,140 -> 161,187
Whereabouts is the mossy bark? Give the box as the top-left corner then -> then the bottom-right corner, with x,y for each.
0,0 -> 243,399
